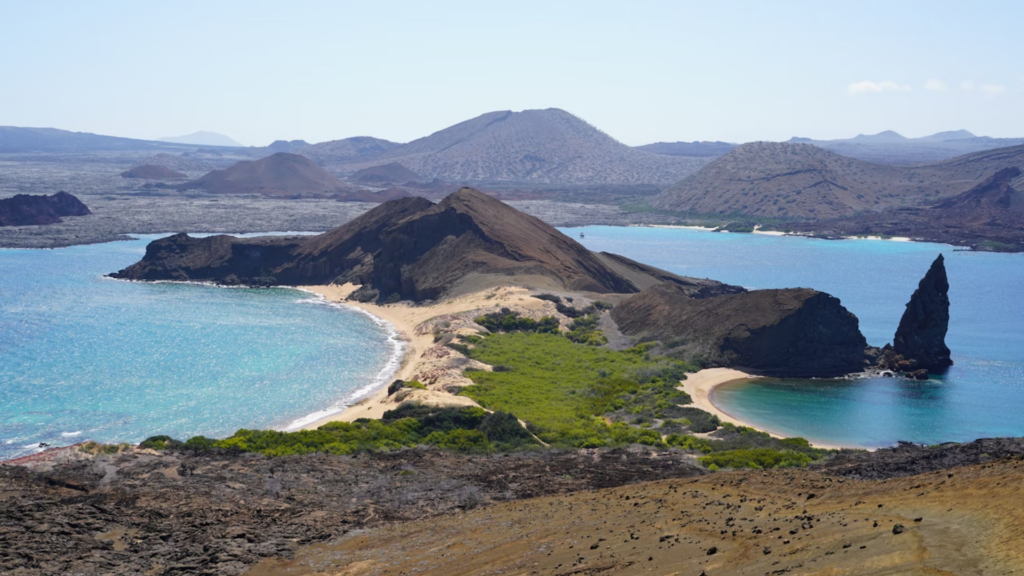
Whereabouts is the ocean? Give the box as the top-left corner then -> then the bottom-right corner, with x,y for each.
566,226 -> 1024,448
4,227 -> 1023,457
0,235 -> 402,461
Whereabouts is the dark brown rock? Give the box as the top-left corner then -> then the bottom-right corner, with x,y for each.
611,283 -> 868,377
0,192 -> 91,226
893,255 -> 952,372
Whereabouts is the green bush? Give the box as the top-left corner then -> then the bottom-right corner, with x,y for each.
140,435 -> 182,450
699,448 -> 814,470
477,411 -> 540,450
424,429 -> 492,452
474,309 -> 559,334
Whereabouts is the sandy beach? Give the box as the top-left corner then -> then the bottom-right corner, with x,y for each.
299,284 -> 564,429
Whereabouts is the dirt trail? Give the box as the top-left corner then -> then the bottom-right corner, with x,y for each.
248,457 -> 1024,575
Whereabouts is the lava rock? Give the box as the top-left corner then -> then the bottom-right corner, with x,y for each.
0,192 -> 91,226
893,255 -> 952,372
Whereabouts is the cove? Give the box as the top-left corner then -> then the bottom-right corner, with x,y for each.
0,235 -> 399,461
566,226 -> 1024,448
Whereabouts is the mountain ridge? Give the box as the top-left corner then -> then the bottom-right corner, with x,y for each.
305,109 -> 708,186
652,142 -> 1024,219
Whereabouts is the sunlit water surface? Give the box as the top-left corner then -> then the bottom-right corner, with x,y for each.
1,235 -> 400,460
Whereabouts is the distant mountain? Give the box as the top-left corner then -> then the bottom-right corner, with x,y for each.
917,130 -> 976,142
850,130 -> 907,143
350,163 -> 424,186
120,165 -> 187,180
0,192 -> 91,226
300,136 -> 402,167
158,131 -> 243,147
314,109 -> 708,186
137,153 -> 214,173
787,130 -> 1024,164
633,141 -> 738,157
0,126 -> 191,153
651,142 -> 1024,220
182,153 -> 353,197
266,140 -> 310,153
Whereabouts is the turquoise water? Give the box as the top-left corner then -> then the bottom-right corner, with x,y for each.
565,226 -> 1024,448
0,235 -> 401,461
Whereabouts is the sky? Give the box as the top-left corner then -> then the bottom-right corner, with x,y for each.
1,0 -> 1022,146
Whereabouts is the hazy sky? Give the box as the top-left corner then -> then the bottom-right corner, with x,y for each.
2,1 -> 1021,146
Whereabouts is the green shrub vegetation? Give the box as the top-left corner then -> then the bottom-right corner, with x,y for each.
474,308 -> 560,334
458,332 -> 699,447
698,448 -> 814,470
155,405 -> 540,457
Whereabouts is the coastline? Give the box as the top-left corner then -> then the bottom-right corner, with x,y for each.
297,284 -> 562,429
681,368 -> 855,451
292,290 -> 860,451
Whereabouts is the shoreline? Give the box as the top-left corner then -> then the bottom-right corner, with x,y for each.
297,284 -> 562,429
681,368 -> 857,451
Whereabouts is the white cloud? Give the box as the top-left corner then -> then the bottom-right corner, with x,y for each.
980,84 -> 1006,97
924,79 -> 947,92
961,81 -> 1007,98
848,80 -> 912,95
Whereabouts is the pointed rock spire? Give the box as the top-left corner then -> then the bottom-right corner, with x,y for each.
893,254 -> 952,372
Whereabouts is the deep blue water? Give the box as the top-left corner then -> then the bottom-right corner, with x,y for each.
0,235 -> 401,461
565,226 -> 1024,448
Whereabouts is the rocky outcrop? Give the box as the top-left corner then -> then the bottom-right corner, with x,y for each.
120,165 -> 188,180
892,255 -> 952,372
0,192 -> 91,226
611,283 -> 868,377
111,188 -> 741,301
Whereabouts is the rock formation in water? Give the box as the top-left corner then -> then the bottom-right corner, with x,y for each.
892,254 -> 953,372
120,164 -> 188,180
0,192 -> 91,226
110,188 -> 743,302
611,283 -> 868,377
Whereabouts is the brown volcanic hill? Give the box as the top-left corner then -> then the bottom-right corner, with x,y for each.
182,152 -> 354,197
611,282 -> 868,376
350,162 -> 423,186
120,164 -> 187,180
299,136 -> 402,166
652,142 -> 1024,220
0,192 -> 91,226
110,188 -> 741,302
330,109 -> 708,186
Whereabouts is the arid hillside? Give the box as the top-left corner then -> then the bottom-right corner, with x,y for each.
249,454 -> 1024,576
652,142 -> 1024,219
319,109 -> 708,186
182,152 -> 352,196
